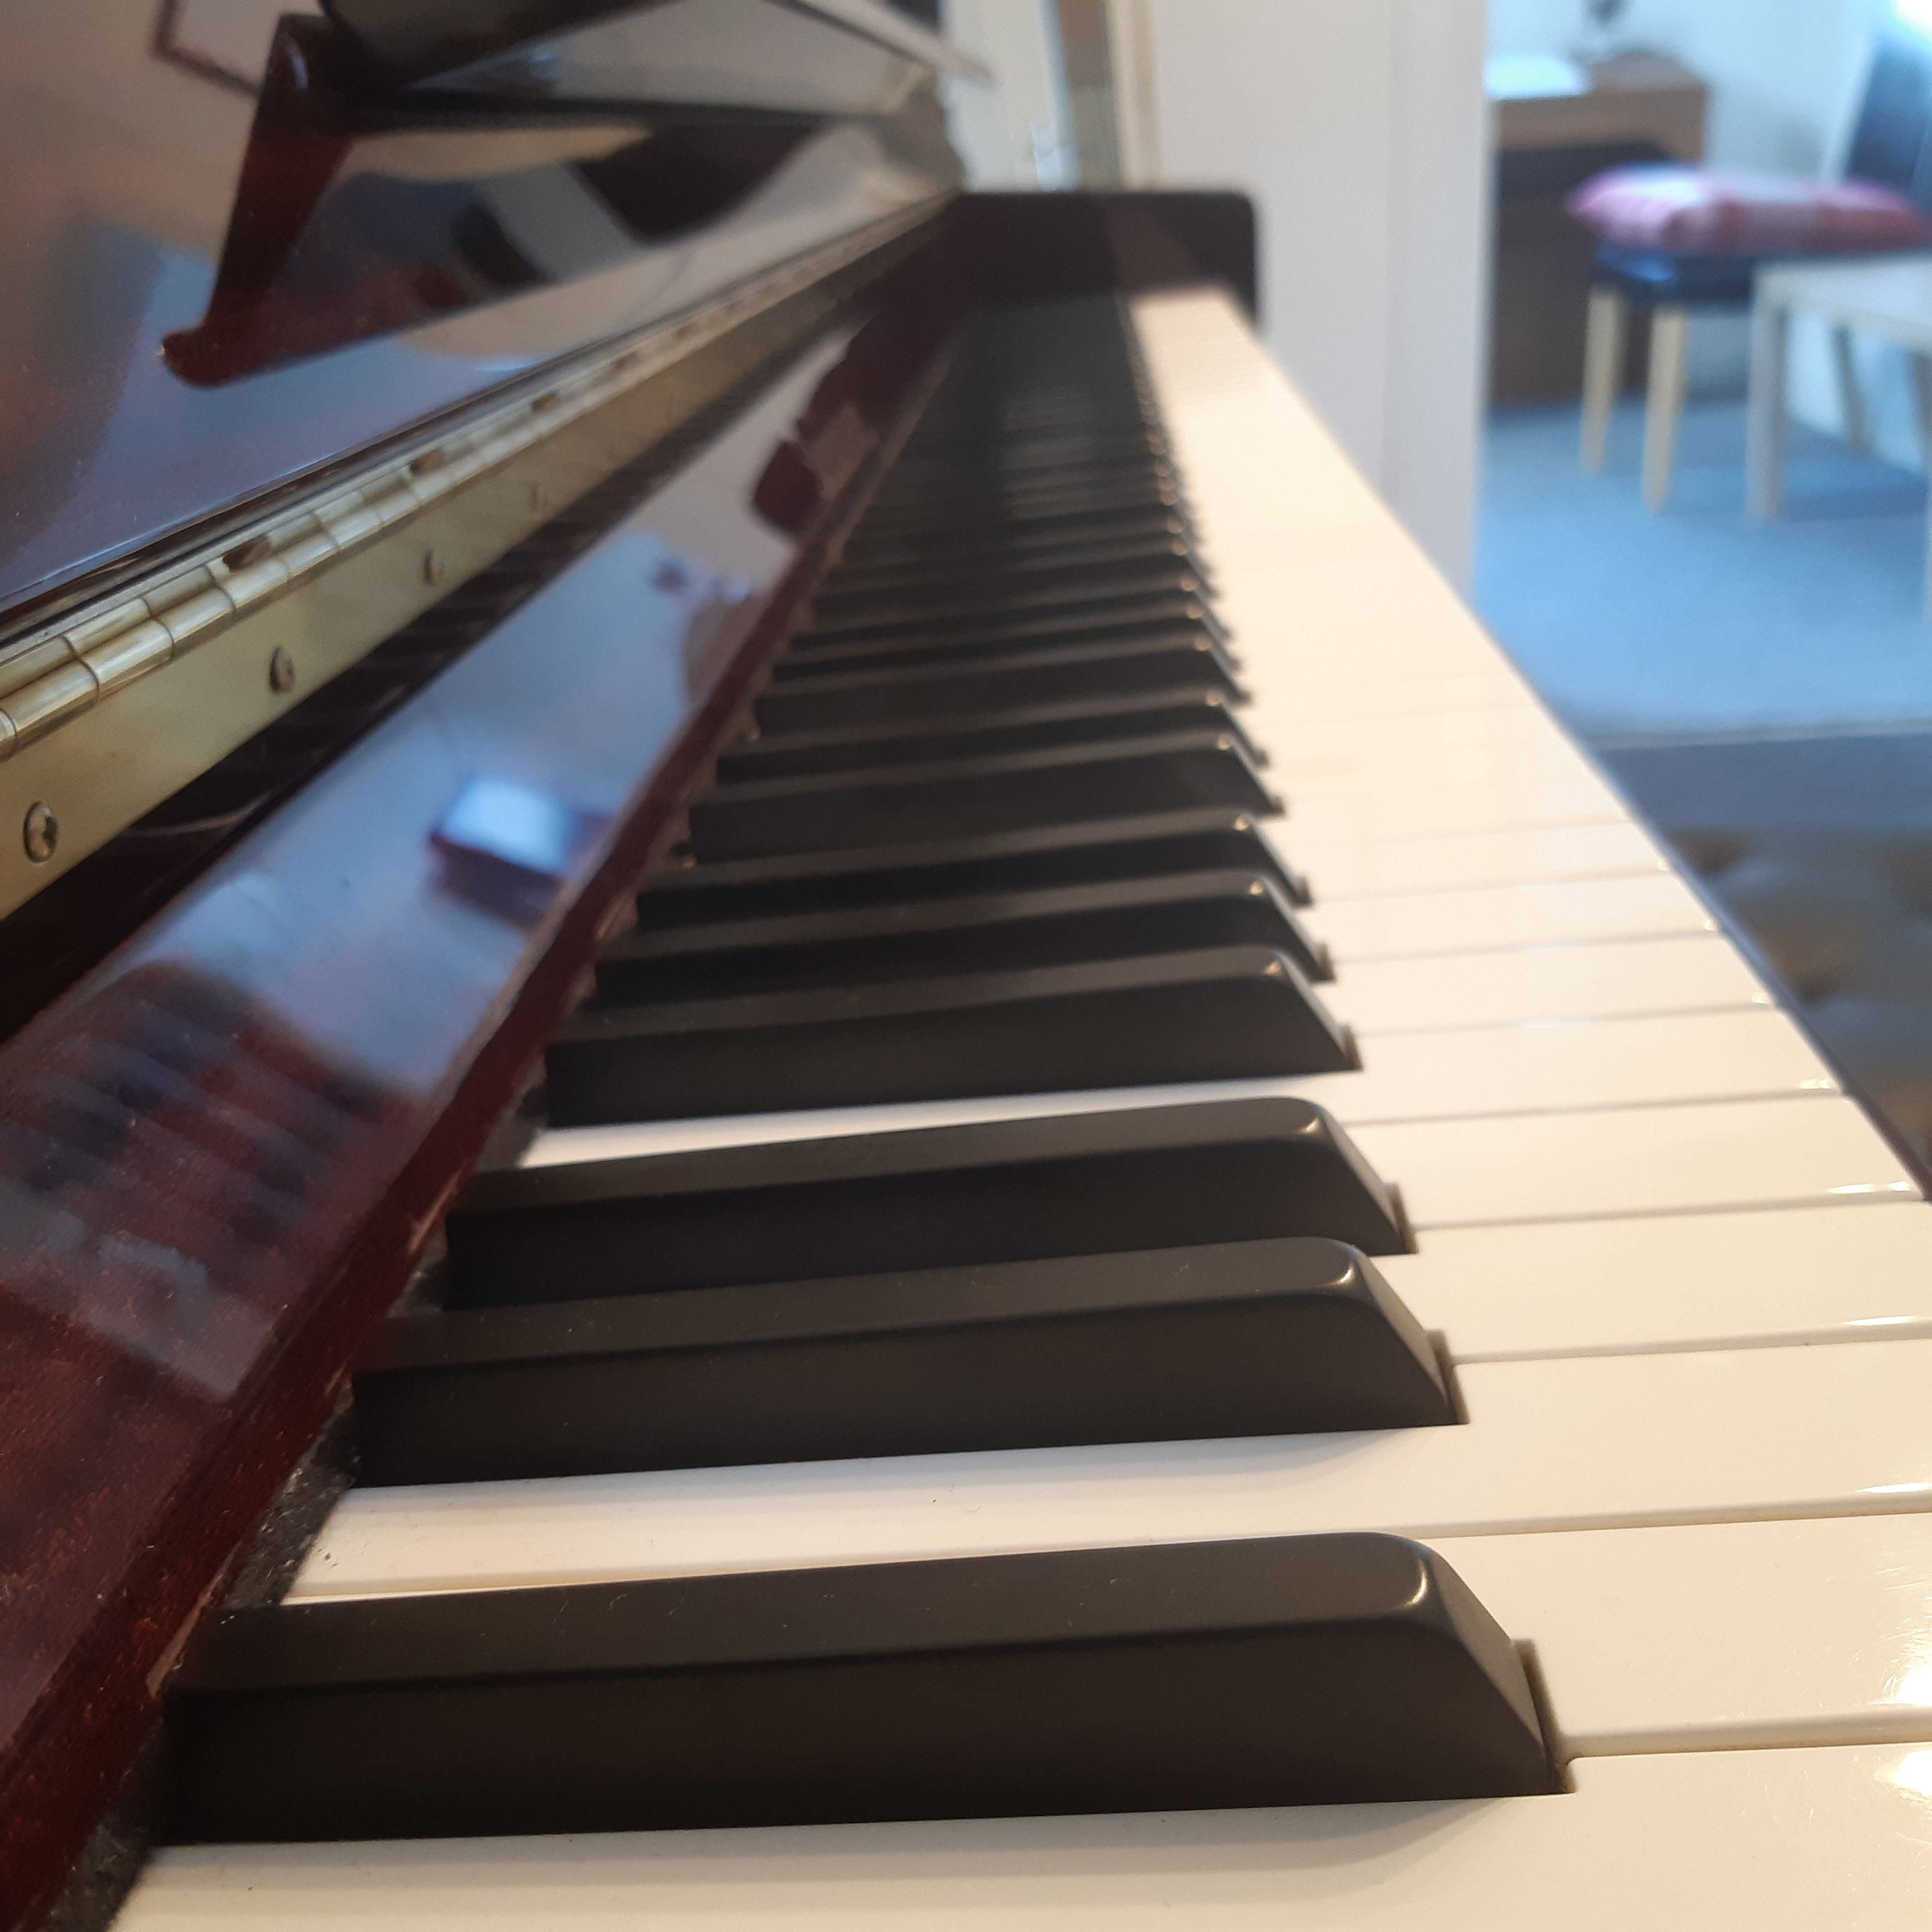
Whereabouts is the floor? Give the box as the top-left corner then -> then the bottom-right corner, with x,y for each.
1477,398 -> 1932,740
1476,396 -> 1932,1166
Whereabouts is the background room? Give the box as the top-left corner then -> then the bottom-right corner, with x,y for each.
947,0 -> 1932,1156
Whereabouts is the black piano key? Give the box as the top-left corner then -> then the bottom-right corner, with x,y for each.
685,731 -> 1277,861
790,573 -> 1208,651
864,464 -> 1177,518
880,407 -> 1154,443
828,507 -> 1191,581
839,493 -> 1189,563
547,946 -> 1355,1123
851,490 -> 1185,537
636,809 -> 1314,929
853,473 -> 1181,533
162,1534 -> 1555,1843
355,1237 -> 1455,1486
445,1097 -> 1407,1310
821,526 -> 1195,582
873,436 -> 1170,477
804,537 -> 1198,618
596,870 -> 1329,1000
754,630 -> 1239,730
719,688 -> 1259,784
878,422 -> 1163,463
878,427 -> 1165,477
769,598 -> 1228,678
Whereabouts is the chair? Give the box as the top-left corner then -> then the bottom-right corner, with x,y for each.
1579,15 -> 1932,509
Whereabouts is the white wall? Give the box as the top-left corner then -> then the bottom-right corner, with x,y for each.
939,0 -> 1076,188
1489,0 -> 1884,174
1135,0 -> 1489,587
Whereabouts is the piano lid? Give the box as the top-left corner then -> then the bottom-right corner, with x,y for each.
0,0 -> 964,632
321,0 -> 986,96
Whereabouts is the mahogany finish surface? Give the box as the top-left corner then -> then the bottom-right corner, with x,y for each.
0,0 -> 956,629
0,138 -> 1253,1914
0,240 -> 958,1926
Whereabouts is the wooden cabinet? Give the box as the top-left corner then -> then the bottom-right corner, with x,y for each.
1491,53 -> 1709,403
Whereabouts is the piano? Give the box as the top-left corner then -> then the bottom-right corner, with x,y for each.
5,3 -> 1932,1926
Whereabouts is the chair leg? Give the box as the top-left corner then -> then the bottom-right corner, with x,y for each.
1746,296 -> 1790,519
1643,305 -> 1691,511
1832,325 -> 1870,454
1581,285 -> 1626,473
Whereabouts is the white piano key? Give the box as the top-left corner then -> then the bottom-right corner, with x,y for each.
1255,682 -> 1579,744
518,1083 -> 1444,1170
1244,632 -> 1509,696
1136,300 -> 1533,712
1218,576 -> 1511,673
1240,667 -> 1528,724
1260,690 -> 1546,743
1438,1513 -> 1932,1756
1269,738 -> 1603,807
1384,1199 -> 1932,1359
1332,935 -> 1769,1033
1364,1093 -> 1919,1229
1288,775 -> 1628,845
526,1085 -> 1914,1233
1305,871 -> 1716,959
521,1096 -> 1929,1357
544,995 -> 1815,1159
1235,623 -> 1507,687
290,1337 -> 1932,1600
1258,704 -> 1595,789
1284,1008 -> 1835,1127
110,1743 -> 1932,1931
1281,820 -> 1669,899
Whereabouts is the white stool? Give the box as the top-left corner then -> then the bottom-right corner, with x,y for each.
1747,252 -> 1932,611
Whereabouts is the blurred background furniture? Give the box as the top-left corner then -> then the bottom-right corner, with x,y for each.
1579,18 -> 1932,511
1581,245 -> 1752,509
1489,52 -> 1707,407
1747,253 -> 1932,610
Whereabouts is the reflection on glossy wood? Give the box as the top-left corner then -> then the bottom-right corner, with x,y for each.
0,244 -> 956,1926
0,0 -> 955,626
0,178 -> 1258,1921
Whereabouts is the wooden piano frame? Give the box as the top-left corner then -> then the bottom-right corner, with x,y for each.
0,188 -> 1253,1930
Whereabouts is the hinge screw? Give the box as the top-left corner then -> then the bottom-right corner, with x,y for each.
268,648 -> 296,694
22,802 -> 57,864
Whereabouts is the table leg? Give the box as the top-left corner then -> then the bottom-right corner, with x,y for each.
1746,296 -> 1789,520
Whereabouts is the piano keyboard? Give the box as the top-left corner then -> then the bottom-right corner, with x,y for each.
115,289 -> 1932,1926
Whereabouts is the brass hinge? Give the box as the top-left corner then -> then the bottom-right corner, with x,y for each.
0,200 -> 939,919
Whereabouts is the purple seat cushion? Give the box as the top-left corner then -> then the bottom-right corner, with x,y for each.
1567,165 -> 1932,256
